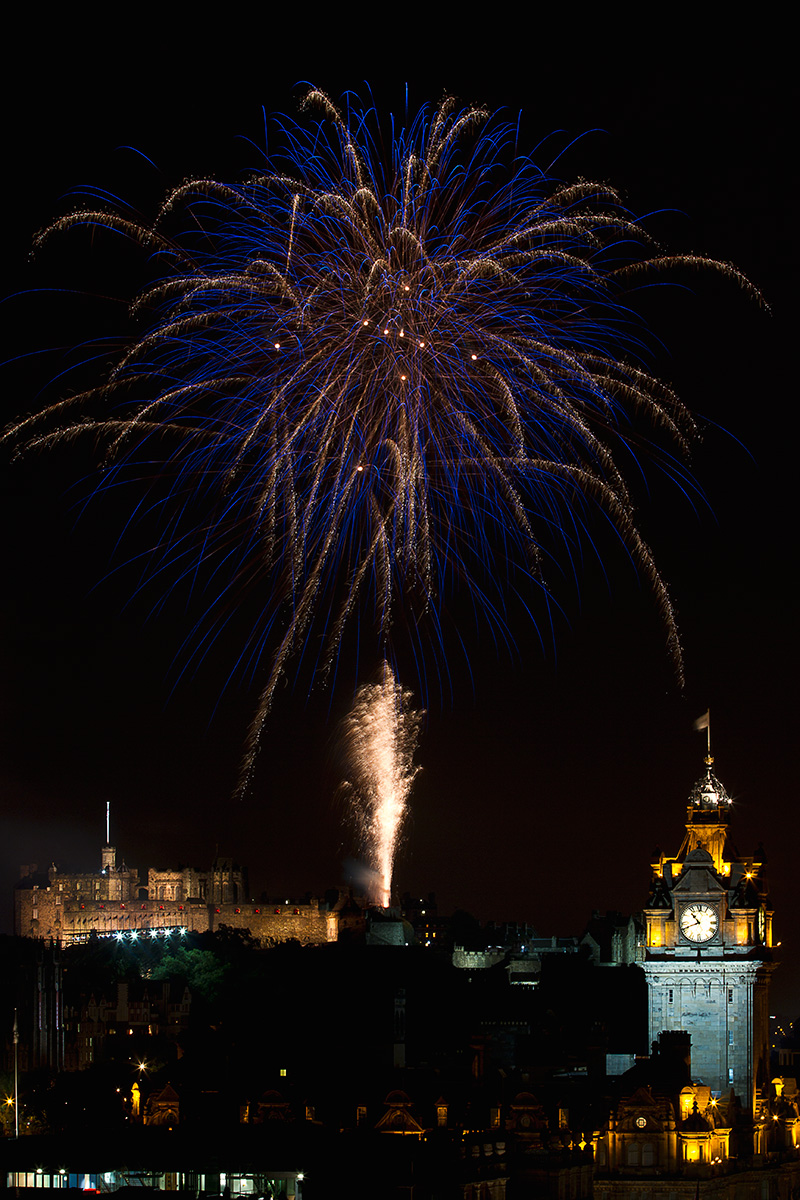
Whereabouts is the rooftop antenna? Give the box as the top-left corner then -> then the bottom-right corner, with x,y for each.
106,801 -> 110,846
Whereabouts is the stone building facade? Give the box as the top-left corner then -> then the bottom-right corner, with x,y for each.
592,750 -> 793,1195
15,843 -> 337,947
595,1031 -> 800,1195
642,755 -> 774,1113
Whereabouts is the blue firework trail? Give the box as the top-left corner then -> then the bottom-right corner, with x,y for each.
3,90 -> 761,794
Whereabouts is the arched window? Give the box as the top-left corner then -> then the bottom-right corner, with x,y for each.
642,1142 -> 656,1166
626,1141 -> 640,1166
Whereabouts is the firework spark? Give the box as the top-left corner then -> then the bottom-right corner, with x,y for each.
2,90 -> 762,792
338,663 -> 422,908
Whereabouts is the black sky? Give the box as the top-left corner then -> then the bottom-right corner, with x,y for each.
1,26 -> 796,1001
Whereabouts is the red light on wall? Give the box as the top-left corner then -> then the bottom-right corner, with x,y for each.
215,908 -> 220,914
178,905 -> 184,911
274,908 -> 280,914
293,908 -> 300,915
235,908 -> 241,914
100,904 -> 105,909
159,905 -> 164,910
255,908 -> 260,914
120,903 -> 126,909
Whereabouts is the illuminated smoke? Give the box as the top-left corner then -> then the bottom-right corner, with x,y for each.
339,664 -> 422,908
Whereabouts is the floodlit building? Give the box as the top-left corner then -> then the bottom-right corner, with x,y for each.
641,754 -> 773,1112
594,751 -> 800,1194
15,840 -> 336,947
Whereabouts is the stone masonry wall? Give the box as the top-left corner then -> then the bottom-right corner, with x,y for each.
15,886 -> 336,947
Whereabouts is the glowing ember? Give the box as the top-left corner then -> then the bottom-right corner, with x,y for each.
339,664 -> 422,907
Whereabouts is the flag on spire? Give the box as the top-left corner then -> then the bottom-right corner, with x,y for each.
693,710 -> 712,757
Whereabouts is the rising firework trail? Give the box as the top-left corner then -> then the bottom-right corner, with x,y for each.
2,89 -> 762,793
338,663 -> 422,908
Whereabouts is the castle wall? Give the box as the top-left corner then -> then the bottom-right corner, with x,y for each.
17,893 -> 336,946
208,902 -> 337,945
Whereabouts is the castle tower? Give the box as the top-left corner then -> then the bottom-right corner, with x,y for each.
642,753 -> 774,1113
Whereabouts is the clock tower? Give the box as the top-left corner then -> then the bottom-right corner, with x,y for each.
642,754 -> 774,1113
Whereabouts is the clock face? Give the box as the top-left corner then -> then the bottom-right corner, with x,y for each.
680,903 -> 719,943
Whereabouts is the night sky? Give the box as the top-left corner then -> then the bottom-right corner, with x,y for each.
1,28 -> 795,1002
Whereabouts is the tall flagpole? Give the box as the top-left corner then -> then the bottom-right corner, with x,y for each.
13,1007 -> 19,1139
693,709 -> 712,760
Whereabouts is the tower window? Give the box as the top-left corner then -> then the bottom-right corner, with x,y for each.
729,1031 -> 734,1046
668,989 -> 674,1004
728,988 -> 734,1003
728,1068 -> 734,1084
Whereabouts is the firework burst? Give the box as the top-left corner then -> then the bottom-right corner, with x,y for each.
2,89 -> 762,792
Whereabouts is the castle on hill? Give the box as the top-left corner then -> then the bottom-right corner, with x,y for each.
15,841 -> 337,947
